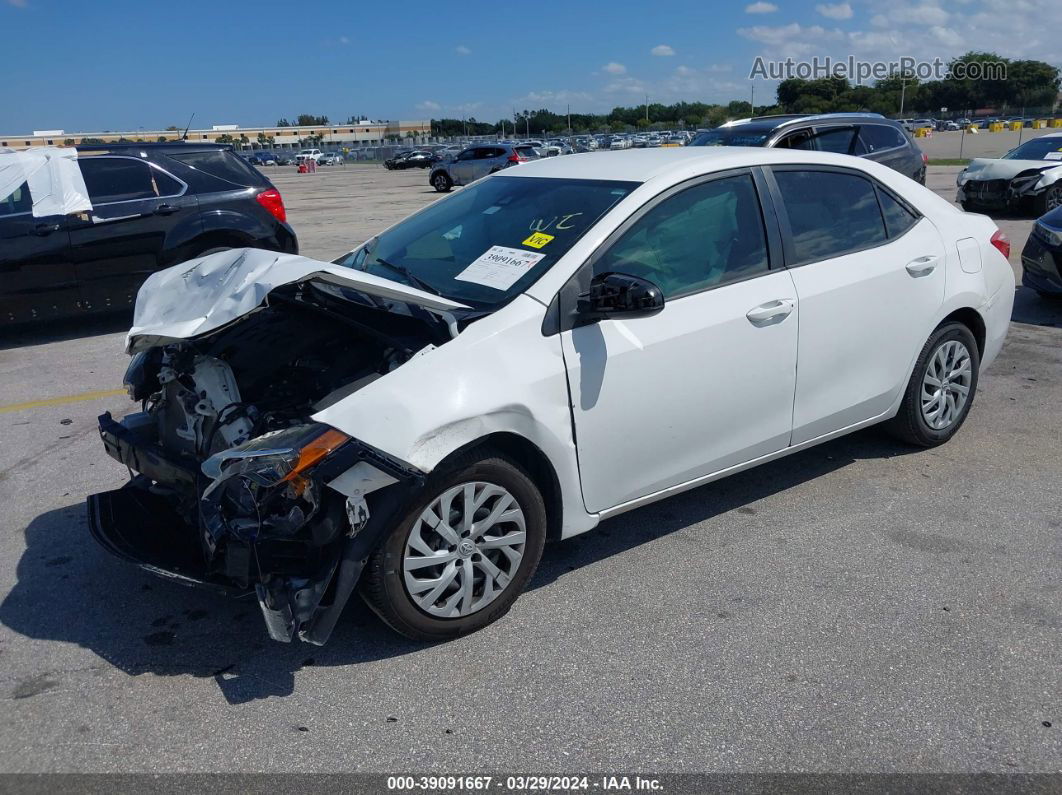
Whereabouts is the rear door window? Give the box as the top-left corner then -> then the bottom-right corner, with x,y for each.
78,157 -> 160,204
514,146 -> 538,159
166,149 -> 267,187
859,125 -> 908,153
773,169 -> 887,263
808,126 -> 859,154
1,181 -> 32,216
878,188 -> 919,238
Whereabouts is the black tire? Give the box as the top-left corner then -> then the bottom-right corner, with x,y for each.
431,171 -> 452,192
1036,290 -> 1062,301
960,200 -> 976,212
1034,184 -> 1062,217
360,452 -> 546,641
195,246 -> 233,258
886,321 -> 980,447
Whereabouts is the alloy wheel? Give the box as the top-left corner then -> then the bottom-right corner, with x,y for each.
403,481 -> 526,618
921,340 -> 973,430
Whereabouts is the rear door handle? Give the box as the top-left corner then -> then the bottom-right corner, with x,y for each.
155,204 -> 179,215
746,299 -> 795,326
33,222 -> 61,236
905,255 -> 939,276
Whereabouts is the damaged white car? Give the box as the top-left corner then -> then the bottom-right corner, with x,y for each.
89,148 -> 1014,645
957,132 -> 1062,215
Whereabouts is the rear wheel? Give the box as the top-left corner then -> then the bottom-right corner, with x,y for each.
431,171 -> 453,192
361,453 -> 546,641
886,322 -> 980,447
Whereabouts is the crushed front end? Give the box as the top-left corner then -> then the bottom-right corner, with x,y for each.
87,280 -> 440,644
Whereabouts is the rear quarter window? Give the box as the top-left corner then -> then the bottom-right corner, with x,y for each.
165,150 -> 268,188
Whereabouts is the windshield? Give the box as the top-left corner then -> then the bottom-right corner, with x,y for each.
333,176 -> 638,308
1003,138 -> 1062,161
689,127 -> 771,147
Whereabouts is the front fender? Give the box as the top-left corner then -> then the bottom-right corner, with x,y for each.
312,295 -> 596,538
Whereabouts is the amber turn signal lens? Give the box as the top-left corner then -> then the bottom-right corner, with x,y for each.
281,428 -> 350,482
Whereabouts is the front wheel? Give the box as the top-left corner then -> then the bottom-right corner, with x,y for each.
361,454 -> 546,641
1034,184 -> 1062,216
431,171 -> 453,192
886,322 -> 980,447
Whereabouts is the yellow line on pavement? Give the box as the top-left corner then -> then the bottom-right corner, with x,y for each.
0,388 -> 127,414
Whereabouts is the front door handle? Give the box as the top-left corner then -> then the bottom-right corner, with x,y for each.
155,204 -> 179,215
33,222 -> 61,236
746,299 -> 795,326
905,255 -> 939,277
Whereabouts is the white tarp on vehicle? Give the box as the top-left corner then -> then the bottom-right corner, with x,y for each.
127,247 -> 469,353
0,146 -> 92,217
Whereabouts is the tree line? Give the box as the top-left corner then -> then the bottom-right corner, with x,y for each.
427,51 -> 1059,136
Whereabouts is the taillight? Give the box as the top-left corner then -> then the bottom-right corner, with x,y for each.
990,229 -> 1010,259
255,188 -> 287,223
507,153 -> 521,164
922,151 -> 929,165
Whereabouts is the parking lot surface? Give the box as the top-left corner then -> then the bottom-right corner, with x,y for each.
0,164 -> 1059,773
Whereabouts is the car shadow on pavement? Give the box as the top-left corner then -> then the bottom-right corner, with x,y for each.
0,312 -> 132,351
0,502 -> 425,706
1,428 -> 917,706
531,427 -> 920,591
1012,285 -> 1062,327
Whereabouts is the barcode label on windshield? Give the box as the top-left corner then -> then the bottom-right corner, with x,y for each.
455,246 -> 545,291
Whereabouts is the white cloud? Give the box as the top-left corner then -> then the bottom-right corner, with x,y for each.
455,45 -> 471,55
816,2 -> 853,19
745,2 -> 778,13
651,44 -> 676,56
416,100 -> 441,112
7,0 -> 28,7
338,35 -> 350,45
602,61 -> 627,75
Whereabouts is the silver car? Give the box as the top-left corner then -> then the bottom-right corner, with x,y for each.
429,143 -> 539,192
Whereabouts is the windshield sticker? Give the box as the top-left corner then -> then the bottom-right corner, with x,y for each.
482,206 -> 501,214
1046,152 -> 1062,160
455,246 -> 546,291
523,232 -> 554,249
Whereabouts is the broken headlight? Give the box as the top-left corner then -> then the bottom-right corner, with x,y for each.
201,424 -> 350,541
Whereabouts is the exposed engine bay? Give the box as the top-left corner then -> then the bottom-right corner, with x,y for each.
89,280 -> 455,644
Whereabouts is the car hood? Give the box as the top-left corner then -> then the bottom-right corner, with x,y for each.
961,158 -> 1062,182
126,248 -> 469,353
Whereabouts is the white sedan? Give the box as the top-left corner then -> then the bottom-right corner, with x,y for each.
89,148 -> 1014,645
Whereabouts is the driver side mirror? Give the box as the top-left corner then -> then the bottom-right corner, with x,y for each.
578,272 -> 665,322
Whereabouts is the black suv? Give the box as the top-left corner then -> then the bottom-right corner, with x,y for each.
690,113 -> 927,184
1,143 -> 297,327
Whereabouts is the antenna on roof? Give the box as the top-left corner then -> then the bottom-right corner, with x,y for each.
181,113 -> 195,141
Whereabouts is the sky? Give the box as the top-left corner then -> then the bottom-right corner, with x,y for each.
2,0 -> 1060,133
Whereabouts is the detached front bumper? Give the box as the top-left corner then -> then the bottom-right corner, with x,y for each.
87,411 -> 424,645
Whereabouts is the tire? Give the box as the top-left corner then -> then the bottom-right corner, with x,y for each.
960,200 -> 976,212
360,452 -> 547,641
195,246 -> 233,258
431,171 -> 453,193
1034,184 -> 1062,217
886,322 -> 980,447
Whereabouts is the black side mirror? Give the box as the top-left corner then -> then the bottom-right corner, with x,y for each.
579,272 -> 665,322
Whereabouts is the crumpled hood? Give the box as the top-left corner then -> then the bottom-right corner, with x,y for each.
960,158 -> 1062,183
127,248 -> 469,353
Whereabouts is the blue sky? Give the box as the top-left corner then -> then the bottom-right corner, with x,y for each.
2,0 -> 1059,133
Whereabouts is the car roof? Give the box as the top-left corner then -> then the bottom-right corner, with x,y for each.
504,146 -> 888,183
722,112 -> 892,133
74,142 -> 232,153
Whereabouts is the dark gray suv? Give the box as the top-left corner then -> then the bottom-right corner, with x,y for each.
690,113 -> 927,184
429,143 -> 539,192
